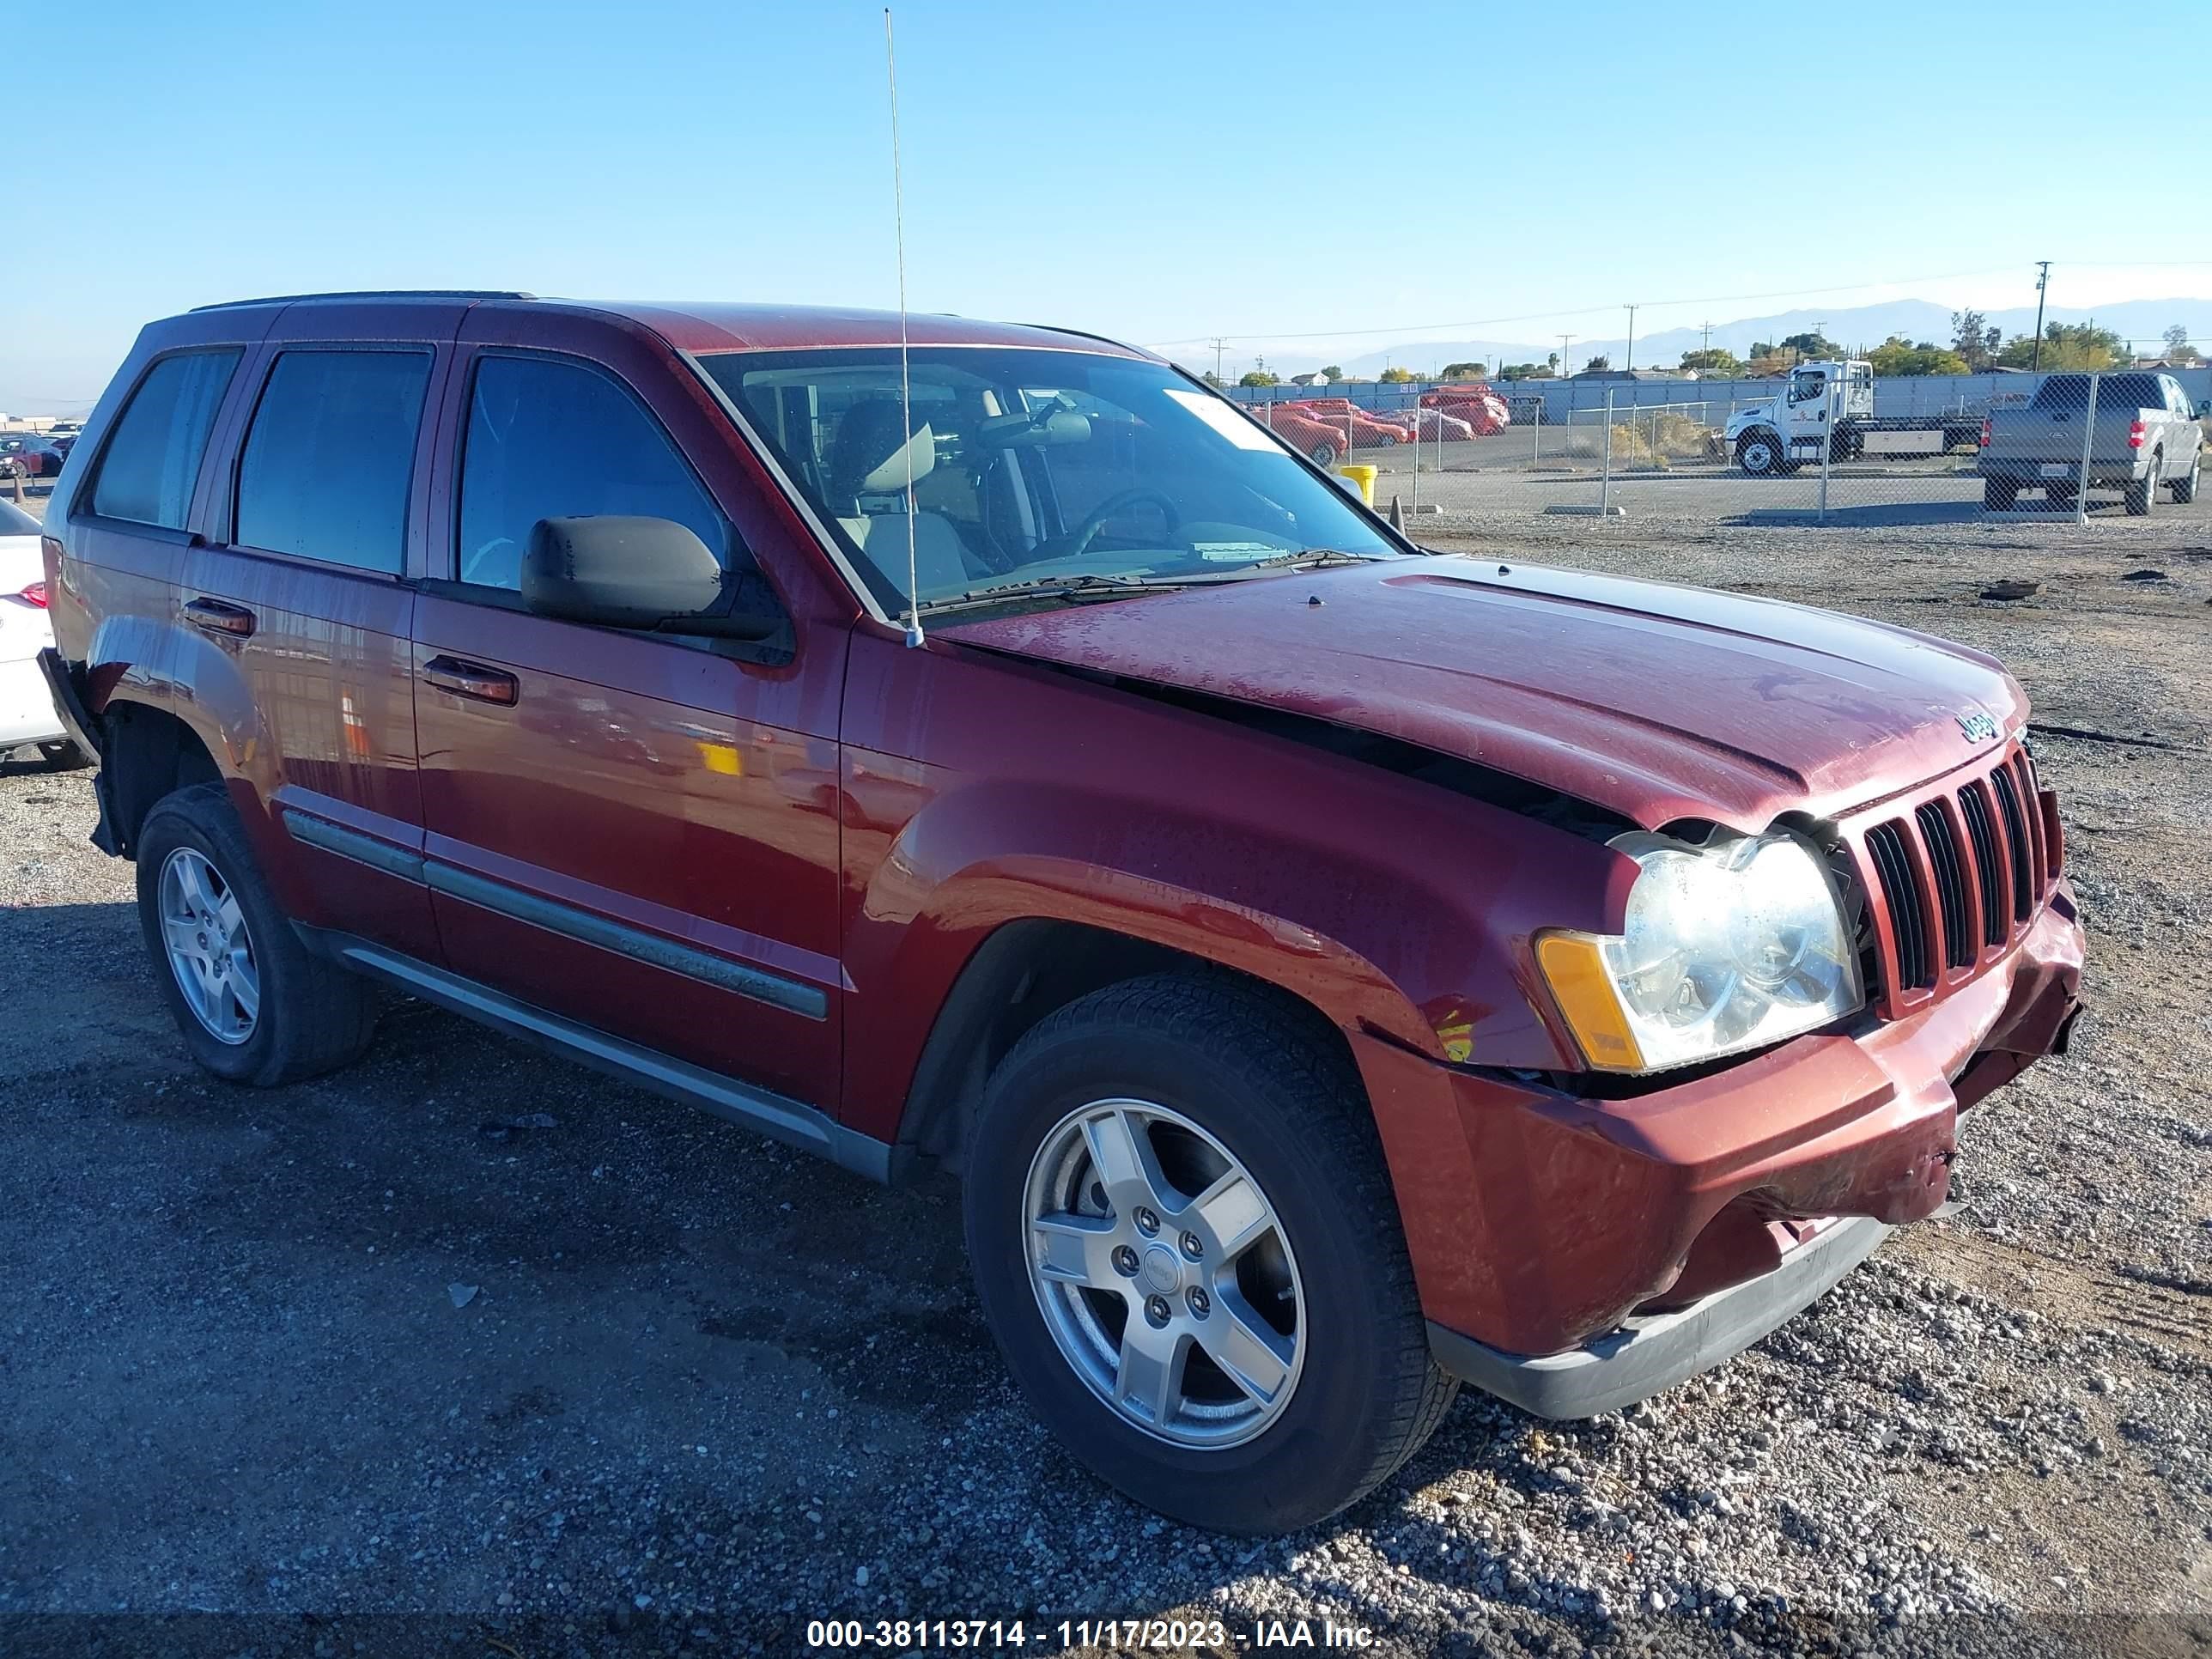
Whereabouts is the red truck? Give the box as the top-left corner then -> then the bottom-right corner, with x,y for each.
40,293 -> 2083,1535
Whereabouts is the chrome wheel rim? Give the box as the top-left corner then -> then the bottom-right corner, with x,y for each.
1023,1098 -> 1306,1449
1742,440 -> 1772,471
158,848 -> 259,1045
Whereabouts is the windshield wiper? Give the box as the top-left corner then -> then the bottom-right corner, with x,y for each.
1243,548 -> 1389,569
909,572 -> 1188,617
909,550 -> 1388,617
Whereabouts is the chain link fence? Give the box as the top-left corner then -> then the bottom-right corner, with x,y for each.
1237,367 -> 2210,529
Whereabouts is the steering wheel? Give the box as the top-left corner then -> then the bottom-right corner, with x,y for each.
1053,489 -> 1182,560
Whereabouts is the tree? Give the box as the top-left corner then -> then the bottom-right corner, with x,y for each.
1869,335 -> 1970,376
1440,361 -> 1486,380
1379,367 -> 1417,383
1200,371 -> 1225,388
2163,324 -> 2199,363
1780,331 -> 1836,361
1237,369 -> 1279,387
1319,364 -> 1344,382
1949,309 -> 1994,371
1583,354 -> 1610,372
1546,352 -> 1559,373
1498,362 -> 1551,380
1679,347 -> 1743,375
1994,320 -> 2124,371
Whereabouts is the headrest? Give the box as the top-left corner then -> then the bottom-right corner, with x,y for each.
830,398 -> 938,498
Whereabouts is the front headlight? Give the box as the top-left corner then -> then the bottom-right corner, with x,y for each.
1536,829 -> 1863,1073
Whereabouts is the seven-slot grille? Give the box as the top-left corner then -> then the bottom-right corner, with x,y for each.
1856,750 -> 2057,1000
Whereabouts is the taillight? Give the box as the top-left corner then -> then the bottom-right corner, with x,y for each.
2128,419 -> 2145,449
16,580 -> 47,607
1979,417 -> 1991,447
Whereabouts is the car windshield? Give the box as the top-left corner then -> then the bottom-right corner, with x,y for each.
697,346 -> 1399,616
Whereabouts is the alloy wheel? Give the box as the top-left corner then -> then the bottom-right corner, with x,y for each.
1022,1098 -> 1306,1449
157,847 -> 260,1045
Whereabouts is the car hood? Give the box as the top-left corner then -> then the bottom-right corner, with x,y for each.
939,555 -> 2024,832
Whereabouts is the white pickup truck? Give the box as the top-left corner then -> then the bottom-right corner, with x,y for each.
1724,359 -> 1984,476
1976,371 -> 2203,514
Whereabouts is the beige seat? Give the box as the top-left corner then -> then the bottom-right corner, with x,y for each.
828,398 -> 981,600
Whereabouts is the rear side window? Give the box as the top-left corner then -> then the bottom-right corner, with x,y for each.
88,349 -> 241,529
235,349 -> 433,573
2031,373 -> 2160,411
456,354 -> 729,590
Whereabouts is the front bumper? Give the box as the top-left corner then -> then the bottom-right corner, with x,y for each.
1399,887 -> 2083,1415
1430,1213 -> 1890,1419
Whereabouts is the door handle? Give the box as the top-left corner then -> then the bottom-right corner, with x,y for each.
422,655 -> 520,707
184,597 -> 256,638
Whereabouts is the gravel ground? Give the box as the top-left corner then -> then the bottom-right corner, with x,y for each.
3,509 -> 2210,1657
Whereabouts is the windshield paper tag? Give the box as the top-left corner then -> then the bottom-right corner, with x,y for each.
1190,541 -> 1282,562
1165,389 -> 1279,452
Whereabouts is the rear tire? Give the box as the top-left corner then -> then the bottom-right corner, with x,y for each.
1983,478 -> 2018,512
2124,454 -> 2157,516
135,781 -> 378,1086
963,973 -> 1456,1534
37,739 -> 88,770
1309,441 -> 1339,467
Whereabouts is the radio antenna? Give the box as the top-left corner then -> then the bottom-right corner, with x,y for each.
884,7 -> 924,647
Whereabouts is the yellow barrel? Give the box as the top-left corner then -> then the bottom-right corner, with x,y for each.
1336,464 -> 1377,506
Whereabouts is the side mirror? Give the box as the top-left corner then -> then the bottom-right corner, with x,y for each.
522,516 -> 780,641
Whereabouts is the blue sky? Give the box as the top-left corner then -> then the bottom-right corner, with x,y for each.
14,0 -> 2210,410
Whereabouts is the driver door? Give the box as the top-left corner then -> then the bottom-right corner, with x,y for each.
410,327 -> 846,1110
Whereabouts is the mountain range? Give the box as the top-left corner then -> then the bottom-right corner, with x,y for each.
1189,298 -> 2212,381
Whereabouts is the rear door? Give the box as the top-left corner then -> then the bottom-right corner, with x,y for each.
410,316 -> 846,1110
185,301 -> 461,961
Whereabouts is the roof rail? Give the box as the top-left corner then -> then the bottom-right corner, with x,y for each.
188,289 -> 537,313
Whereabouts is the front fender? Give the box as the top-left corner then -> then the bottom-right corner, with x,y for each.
835,736 -> 1630,1145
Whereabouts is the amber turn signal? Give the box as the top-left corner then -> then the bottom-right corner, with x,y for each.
1534,933 -> 1645,1073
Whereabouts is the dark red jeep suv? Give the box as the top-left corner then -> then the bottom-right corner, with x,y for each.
38,292 -> 2083,1533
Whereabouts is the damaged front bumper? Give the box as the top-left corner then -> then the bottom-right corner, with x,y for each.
1418,884 -> 2084,1418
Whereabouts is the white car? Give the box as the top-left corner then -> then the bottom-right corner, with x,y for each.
0,499 -> 79,767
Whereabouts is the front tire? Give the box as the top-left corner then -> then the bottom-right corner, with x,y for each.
37,739 -> 89,770
963,974 -> 1455,1534
135,781 -> 379,1085
1735,430 -> 1782,476
2171,452 -> 2199,505
1308,441 -> 1340,467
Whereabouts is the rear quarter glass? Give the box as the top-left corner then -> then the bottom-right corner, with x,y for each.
87,349 -> 244,530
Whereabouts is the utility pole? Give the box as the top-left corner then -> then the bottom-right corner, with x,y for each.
1624,304 -> 1638,373
1701,320 -> 1712,363
1209,337 -> 1229,383
2031,262 -> 2051,370
1558,334 -> 1575,378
